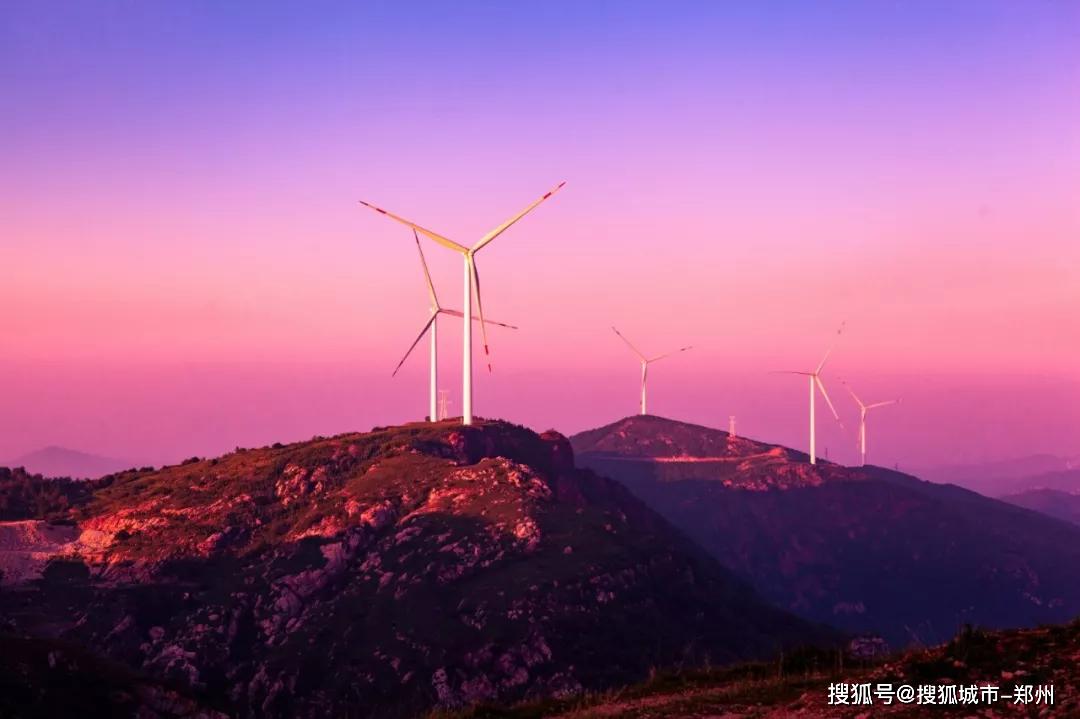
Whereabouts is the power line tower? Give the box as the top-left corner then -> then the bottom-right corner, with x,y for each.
437,389 -> 451,421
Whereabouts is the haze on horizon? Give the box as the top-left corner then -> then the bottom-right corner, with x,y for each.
3,1 -> 1079,470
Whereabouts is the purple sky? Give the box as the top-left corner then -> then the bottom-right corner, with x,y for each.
2,2 -> 1079,468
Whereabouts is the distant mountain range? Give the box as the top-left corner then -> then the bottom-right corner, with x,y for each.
0,420 -> 831,718
917,454 -> 1080,497
6,446 -> 135,479
1000,488 -> 1080,527
571,415 -> 1080,647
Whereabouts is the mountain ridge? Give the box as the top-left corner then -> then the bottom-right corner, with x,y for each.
0,418 -> 833,718
916,455 -> 1080,497
1000,487 -> 1080,527
570,415 -> 1080,646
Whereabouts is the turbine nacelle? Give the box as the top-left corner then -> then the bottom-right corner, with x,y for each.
390,229 -> 516,377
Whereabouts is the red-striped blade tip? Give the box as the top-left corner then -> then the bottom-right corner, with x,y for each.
358,200 -> 387,214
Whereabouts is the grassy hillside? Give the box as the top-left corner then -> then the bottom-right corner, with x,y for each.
441,620 -> 1079,718
1,419 -> 833,718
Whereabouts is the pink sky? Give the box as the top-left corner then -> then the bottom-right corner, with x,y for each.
2,2 -> 1079,469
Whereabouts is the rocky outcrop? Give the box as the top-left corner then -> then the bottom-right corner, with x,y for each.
0,419 -> 832,718
0,519 -> 112,584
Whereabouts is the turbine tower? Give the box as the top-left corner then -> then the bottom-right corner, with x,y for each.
391,231 -> 515,422
612,327 -> 692,416
775,323 -> 845,465
844,382 -> 900,467
360,182 -> 565,425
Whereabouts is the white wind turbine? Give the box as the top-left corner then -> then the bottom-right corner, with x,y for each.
844,382 -> 900,467
392,230 -> 516,422
360,182 -> 565,425
612,327 -> 692,416
775,324 -> 846,465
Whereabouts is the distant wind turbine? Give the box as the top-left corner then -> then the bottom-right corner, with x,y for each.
612,327 -> 692,416
844,382 -> 900,467
360,182 -> 566,425
392,231 -> 516,422
774,323 -> 846,465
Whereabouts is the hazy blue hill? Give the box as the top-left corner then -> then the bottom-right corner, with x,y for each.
9,446 -> 134,479
917,455 -> 1080,496
1000,487 -> 1080,527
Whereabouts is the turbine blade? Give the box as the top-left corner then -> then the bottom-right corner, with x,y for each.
612,327 -> 647,361
770,370 -> 813,376
649,346 -> 693,363
469,256 -> 493,372
815,375 -> 843,426
414,230 -> 439,309
358,200 -> 468,253
842,381 -> 865,409
392,315 -> 437,377
472,181 -> 566,252
440,308 -> 518,329
866,399 -> 899,409
815,321 -> 846,374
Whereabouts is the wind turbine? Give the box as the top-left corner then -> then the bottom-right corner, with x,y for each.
775,324 -> 845,465
360,182 -> 565,425
612,327 -> 692,416
844,382 -> 900,467
392,231 -> 516,422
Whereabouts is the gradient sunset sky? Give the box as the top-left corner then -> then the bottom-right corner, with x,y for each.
3,1 -> 1079,469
